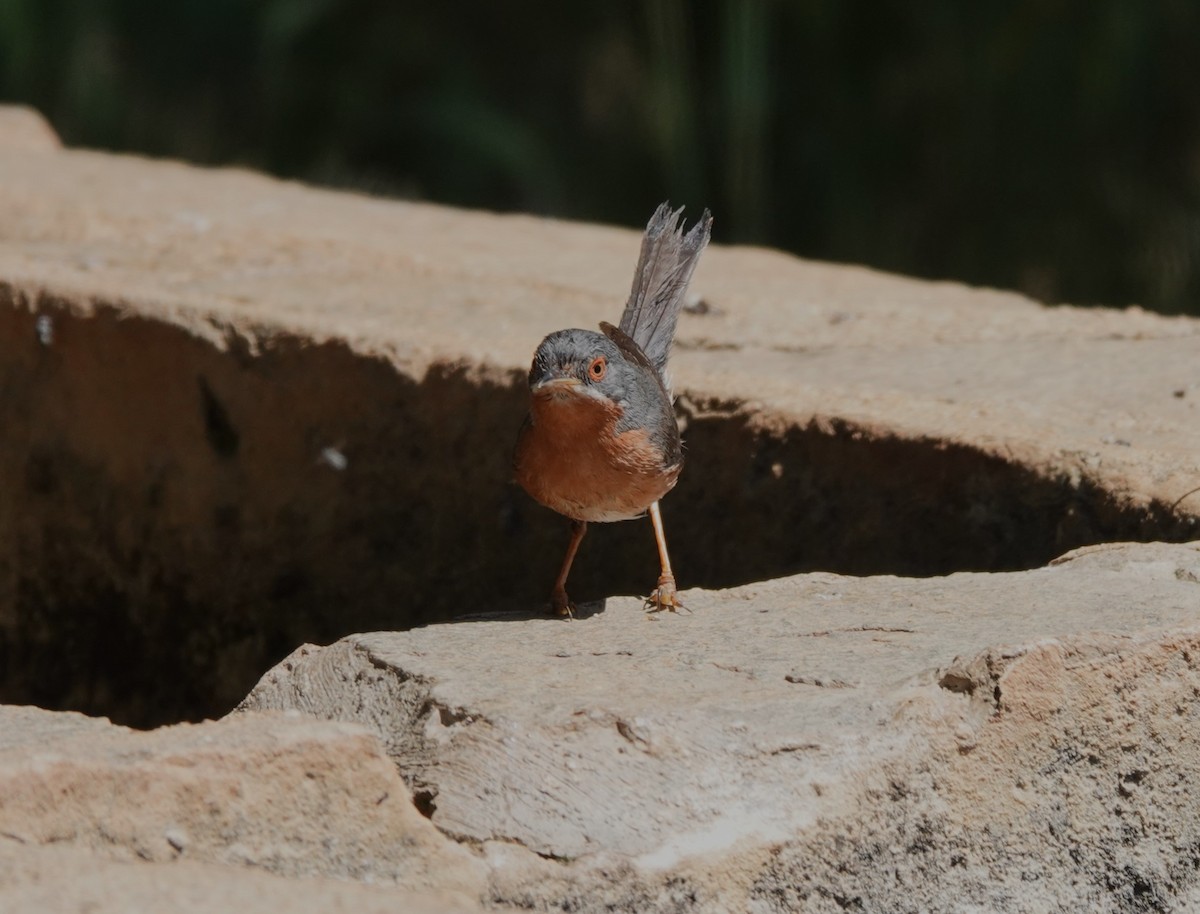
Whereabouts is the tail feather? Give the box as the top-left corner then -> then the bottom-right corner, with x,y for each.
617,202 -> 712,377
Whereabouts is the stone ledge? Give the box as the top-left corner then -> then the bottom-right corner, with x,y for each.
0,707 -> 486,896
238,542 -> 1200,910
0,110 -> 1196,513
3,104 -> 1200,911
2,108 -> 1197,728
0,845 -> 483,914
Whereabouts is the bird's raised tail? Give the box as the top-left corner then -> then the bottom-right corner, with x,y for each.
616,202 -> 712,378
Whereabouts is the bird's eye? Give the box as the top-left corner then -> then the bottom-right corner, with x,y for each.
587,356 -> 607,382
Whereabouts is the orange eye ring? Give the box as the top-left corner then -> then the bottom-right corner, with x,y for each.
587,355 -> 607,382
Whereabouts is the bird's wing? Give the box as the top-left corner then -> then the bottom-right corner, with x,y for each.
599,321 -> 658,376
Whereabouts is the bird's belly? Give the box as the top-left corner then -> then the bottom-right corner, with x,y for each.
514,398 -> 681,523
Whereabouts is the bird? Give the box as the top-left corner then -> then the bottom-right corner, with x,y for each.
514,202 -> 712,616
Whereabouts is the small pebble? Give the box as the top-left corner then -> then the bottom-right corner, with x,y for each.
318,447 -> 348,471
35,314 -> 53,346
164,827 -> 188,852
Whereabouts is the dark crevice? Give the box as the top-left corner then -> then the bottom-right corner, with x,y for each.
1,291 -> 1197,727
197,376 -> 240,458
411,789 -> 437,820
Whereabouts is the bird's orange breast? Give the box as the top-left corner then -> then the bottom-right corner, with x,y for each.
514,392 -> 681,523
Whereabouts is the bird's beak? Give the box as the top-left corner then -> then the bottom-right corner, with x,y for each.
531,370 -> 582,396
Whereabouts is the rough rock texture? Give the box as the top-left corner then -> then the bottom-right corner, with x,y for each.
0,107 -> 1197,726
0,706 -> 486,899
2,106 -> 1200,911
0,845 -> 482,914
241,542 -> 1200,912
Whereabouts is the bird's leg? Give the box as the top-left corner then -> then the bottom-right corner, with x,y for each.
645,501 -> 685,613
550,519 -> 587,618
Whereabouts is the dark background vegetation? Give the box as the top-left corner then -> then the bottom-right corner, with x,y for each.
2,0 -> 1199,314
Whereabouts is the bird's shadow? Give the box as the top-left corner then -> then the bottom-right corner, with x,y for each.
444,598 -> 609,624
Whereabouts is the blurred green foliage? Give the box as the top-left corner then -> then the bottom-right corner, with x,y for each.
2,0 -> 1199,312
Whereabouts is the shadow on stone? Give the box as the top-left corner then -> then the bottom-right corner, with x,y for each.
1,289 -> 1195,726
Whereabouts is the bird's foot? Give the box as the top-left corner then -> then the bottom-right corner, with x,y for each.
549,586 -> 576,619
644,574 -> 688,614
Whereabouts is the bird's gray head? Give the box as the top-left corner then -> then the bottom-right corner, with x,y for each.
526,328 -> 635,406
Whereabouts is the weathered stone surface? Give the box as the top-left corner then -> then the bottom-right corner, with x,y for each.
0,706 -> 487,898
2,106 -> 1200,911
1,106 -> 1198,728
0,122 -> 1195,514
0,845 -> 483,914
1,129 -> 1196,517
241,542 -> 1200,912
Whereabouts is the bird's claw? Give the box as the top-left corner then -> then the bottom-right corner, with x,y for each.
550,588 -> 576,619
644,575 -> 688,614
